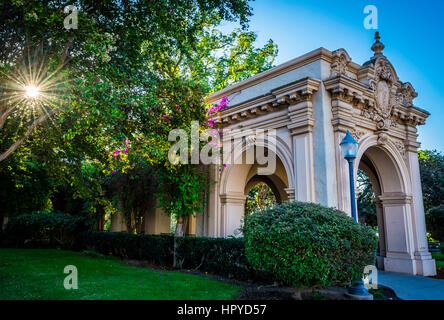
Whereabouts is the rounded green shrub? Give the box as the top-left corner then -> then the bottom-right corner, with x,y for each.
243,201 -> 378,288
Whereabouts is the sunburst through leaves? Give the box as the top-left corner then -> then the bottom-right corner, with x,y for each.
1,52 -> 68,132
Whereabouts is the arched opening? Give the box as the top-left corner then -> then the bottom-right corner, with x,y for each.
244,176 -> 282,216
220,144 -> 293,236
356,143 -> 417,273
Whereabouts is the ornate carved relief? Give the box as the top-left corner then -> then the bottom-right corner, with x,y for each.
399,82 -> 418,107
394,140 -> 406,159
350,128 -> 366,141
331,49 -> 351,77
362,57 -> 401,130
377,132 -> 389,145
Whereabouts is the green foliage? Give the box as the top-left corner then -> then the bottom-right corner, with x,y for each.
83,231 -> 174,266
105,165 -> 157,234
175,236 -> 270,281
0,0 -> 278,223
368,287 -> 385,298
419,150 -> 444,212
82,231 -> 271,282
243,201 -> 378,288
244,182 -> 277,216
357,169 -> 377,228
426,205 -> 444,241
156,165 -> 209,220
3,211 -> 91,249
0,154 -> 51,219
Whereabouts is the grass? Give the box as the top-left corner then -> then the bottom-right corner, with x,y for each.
431,252 -> 444,269
431,252 -> 444,261
0,248 -> 241,300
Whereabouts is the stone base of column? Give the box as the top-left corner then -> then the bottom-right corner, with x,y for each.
414,257 -> 437,276
384,255 -> 437,276
384,256 -> 416,275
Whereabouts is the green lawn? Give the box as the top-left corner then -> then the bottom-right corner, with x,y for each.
0,249 -> 241,300
432,252 -> 444,269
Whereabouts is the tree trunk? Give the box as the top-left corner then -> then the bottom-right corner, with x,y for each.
292,287 -> 302,300
174,215 -> 189,237
173,215 -> 189,268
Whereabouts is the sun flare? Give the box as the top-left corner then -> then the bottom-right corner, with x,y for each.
24,85 -> 40,99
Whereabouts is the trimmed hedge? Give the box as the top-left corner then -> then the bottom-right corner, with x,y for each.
83,231 -> 269,282
2,203 -> 378,287
175,236 -> 271,281
243,201 -> 378,288
83,231 -> 174,266
3,211 -> 91,250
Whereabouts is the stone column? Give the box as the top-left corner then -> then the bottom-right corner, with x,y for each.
206,164 -> 221,237
185,214 -> 196,236
287,97 -> 316,203
220,192 -> 246,237
379,193 -> 416,274
144,200 -> 171,235
109,212 -> 127,232
374,197 -> 386,269
379,191 -> 435,276
404,129 -> 436,276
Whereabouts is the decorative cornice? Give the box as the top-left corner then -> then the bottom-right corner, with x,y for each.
324,67 -> 429,129
208,48 -> 332,103
214,77 -> 321,126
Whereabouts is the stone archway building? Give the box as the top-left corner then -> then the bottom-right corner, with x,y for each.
110,33 -> 436,276
197,33 -> 435,276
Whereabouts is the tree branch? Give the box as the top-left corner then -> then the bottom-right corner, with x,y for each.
0,105 -> 17,130
0,108 -> 60,162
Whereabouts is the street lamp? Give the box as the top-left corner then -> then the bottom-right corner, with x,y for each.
340,130 -> 373,299
340,130 -> 359,221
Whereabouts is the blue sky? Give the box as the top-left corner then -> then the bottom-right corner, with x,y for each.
220,0 -> 444,152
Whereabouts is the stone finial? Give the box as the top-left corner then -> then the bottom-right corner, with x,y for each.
371,31 -> 385,58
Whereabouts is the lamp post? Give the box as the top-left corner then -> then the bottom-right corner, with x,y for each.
340,130 -> 373,300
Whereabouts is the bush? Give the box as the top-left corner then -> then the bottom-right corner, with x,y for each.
175,236 -> 271,281
3,211 -> 91,250
84,231 -> 174,265
83,232 -> 272,282
426,205 -> 444,241
243,201 -> 378,288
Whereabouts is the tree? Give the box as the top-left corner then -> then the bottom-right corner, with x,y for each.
0,1 -> 278,233
418,149 -> 444,212
105,165 -> 157,234
0,152 -> 51,225
357,169 -> 377,228
244,182 -> 277,216
418,150 -> 444,240
0,0 -> 254,162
